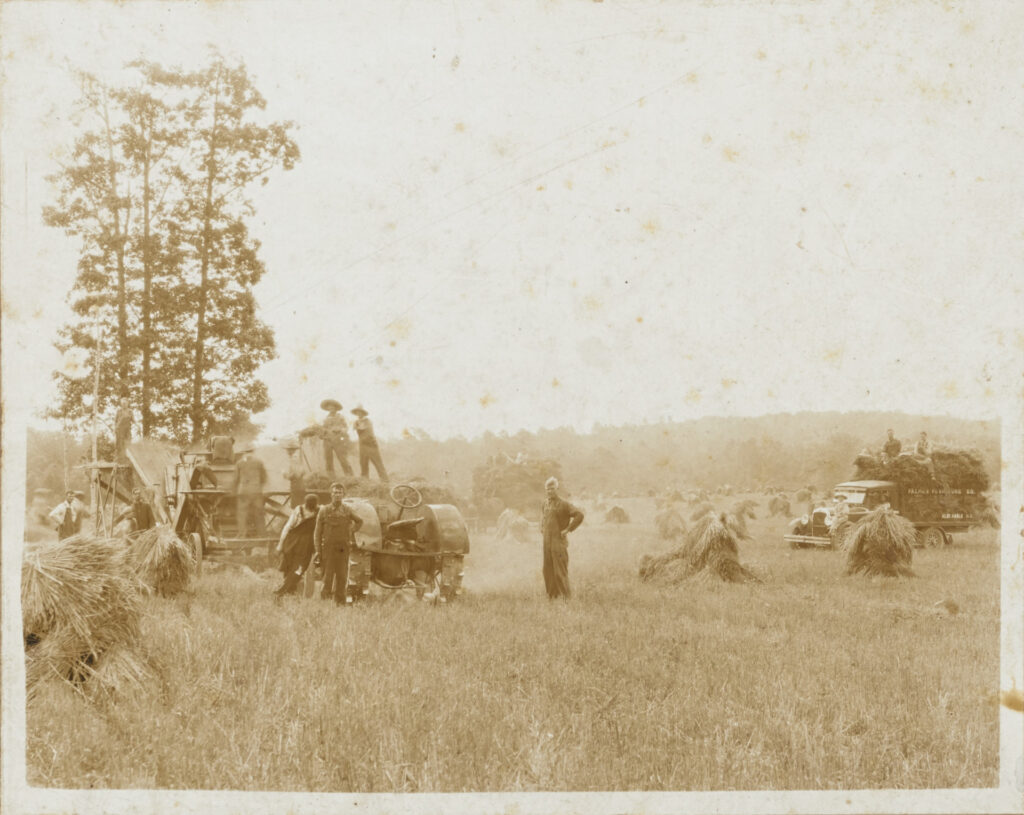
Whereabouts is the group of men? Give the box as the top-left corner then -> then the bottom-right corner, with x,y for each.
302,400 -> 388,481
883,428 -> 934,463
273,481 -> 364,604
271,474 -> 587,604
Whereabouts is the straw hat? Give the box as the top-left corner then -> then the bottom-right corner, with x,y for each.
351,405 -> 368,417
320,399 -> 342,412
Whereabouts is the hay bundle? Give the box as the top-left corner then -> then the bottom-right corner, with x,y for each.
728,500 -> 758,537
767,495 -> 791,517
639,513 -> 759,585
976,504 -> 1000,529
795,488 -> 811,503
496,508 -> 530,542
304,472 -> 460,506
604,505 -> 630,524
22,534 -> 146,698
853,447 -> 990,491
690,502 -> 715,521
129,526 -> 195,597
654,508 -> 686,540
844,508 -> 915,577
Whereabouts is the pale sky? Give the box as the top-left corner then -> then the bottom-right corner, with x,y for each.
2,0 -> 1023,442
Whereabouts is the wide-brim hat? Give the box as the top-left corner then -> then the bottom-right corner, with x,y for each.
320,399 -> 342,412
351,405 -> 368,416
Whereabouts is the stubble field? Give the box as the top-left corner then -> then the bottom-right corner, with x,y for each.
25,494 -> 1001,791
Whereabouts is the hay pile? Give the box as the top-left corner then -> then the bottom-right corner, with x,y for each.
795,488 -> 812,503
471,455 -> 562,515
129,526 -> 195,597
690,502 -> 715,521
767,495 -> 791,517
654,507 -> 686,540
852,447 -> 991,491
302,472 -> 460,506
22,534 -> 147,699
604,506 -> 630,524
495,508 -> 531,542
729,500 -> 758,537
639,512 -> 759,585
844,508 -> 915,578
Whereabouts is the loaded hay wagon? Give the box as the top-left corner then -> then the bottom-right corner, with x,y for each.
785,446 -> 994,550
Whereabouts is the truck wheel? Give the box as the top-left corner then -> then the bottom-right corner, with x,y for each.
920,527 -> 945,548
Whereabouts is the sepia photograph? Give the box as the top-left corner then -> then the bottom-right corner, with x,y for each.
2,1 -> 1022,814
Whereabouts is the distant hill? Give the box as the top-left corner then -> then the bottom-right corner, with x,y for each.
381,411 -> 1000,498
26,411 -> 1000,506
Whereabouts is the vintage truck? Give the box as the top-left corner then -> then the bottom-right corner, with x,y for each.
784,478 -> 984,549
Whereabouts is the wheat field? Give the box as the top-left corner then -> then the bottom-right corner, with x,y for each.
25,495 -> 1000,791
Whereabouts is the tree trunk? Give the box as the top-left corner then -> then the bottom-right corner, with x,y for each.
101,92 -> 130,392
190,78 -> 221,444
141,131 -> 153,437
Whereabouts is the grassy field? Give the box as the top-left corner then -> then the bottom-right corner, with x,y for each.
24,494 -> 1000,791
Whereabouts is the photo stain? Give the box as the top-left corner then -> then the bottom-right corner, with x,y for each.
454,122 -> 466,133
642,219 -> 659,235
722,146 -> 739,162
942,381 -> 959,398
1000,688 -> 1024,712
479,393 -> 495,407
721,378 -> 737,389
686,388 -> 701,403
551,378 -> 560,387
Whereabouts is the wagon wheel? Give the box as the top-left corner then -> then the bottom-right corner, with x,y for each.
188,532 -> 203,577
920,527 -> 945,548
390,484 -> 423,509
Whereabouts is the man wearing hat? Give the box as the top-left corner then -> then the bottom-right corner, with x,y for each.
49,490 -> 85,540
233,448 -> 268,538
540,477 -> 584,600
351,405 -> 388,481
320,399 -> 354,476
314,482 -> 364,605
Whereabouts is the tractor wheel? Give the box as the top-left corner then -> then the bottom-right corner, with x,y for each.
920,527 -> 945,548
188,533 -> 203,577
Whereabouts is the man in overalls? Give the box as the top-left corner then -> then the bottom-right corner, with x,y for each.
541,477 -> 585,599
314,482 -> 363,605
49,490 -> 84,541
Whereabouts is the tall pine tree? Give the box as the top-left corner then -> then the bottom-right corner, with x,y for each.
44,57 -> 299,445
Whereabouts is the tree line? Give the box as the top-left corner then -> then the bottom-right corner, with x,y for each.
45,55 -> 299,445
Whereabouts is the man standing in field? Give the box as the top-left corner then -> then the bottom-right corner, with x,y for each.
233,449 -> 268,538
275,493 -> 321,597
49,490 -> 85,540
314,482 -> 364,605
351,405 -> 388,481
541,476 -> 584,600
